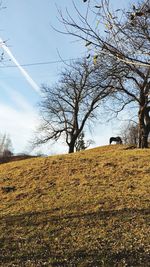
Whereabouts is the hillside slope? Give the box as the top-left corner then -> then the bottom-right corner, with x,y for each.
0,145 -> 150,266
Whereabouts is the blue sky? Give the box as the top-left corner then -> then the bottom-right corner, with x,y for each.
0,0 -> 135,154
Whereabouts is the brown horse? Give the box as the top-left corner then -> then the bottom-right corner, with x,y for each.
109,136 -> 122,145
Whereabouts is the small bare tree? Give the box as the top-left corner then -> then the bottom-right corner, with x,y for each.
120,123 -> 139,146
35,59 -> 112,153
0,133 -> 13,159
75,132 -> 86,152
75,131 -> 95,152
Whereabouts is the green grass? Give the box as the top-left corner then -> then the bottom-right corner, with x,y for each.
0,145 -> 150,266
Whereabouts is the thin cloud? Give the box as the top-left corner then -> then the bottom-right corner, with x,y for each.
0,38 -> 41,94
0,102 -> 67,155
0,102 -> 38,153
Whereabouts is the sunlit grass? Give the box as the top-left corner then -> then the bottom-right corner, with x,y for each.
0,145 -> 150,266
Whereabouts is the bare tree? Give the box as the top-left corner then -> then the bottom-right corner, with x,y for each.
75,132 -> 86,152
35,59 -> 112,153
0,133 -> 13,159
57,0 -> 150,148
120,123 -> 139,146
75,131 -> 95,151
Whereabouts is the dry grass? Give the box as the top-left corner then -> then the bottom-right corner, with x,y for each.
0,145 -> 150,266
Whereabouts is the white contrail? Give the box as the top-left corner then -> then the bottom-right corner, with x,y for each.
0,38 -> 41,94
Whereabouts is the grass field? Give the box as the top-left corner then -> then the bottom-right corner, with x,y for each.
0,145 -> 150,266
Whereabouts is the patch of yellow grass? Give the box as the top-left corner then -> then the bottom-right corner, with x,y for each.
0,145 -> 150,216
0,145 -> 150,266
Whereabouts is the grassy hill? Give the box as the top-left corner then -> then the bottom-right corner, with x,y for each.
0,145 -> 150,266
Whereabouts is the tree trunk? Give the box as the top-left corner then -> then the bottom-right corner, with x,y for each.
68,131 -> 81,153
142,132 -> 149,148
138,127 -> 149,148
68,137 -> 76,153
68,144 -> 75,153
138,107 -> 149,148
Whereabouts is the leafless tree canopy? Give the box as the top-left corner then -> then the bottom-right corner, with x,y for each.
57,0 -> 150,148
35,59 -> 112,153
